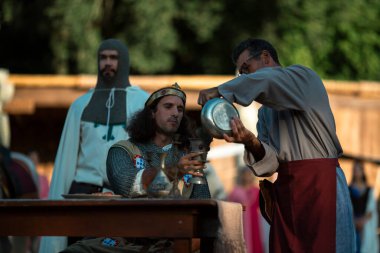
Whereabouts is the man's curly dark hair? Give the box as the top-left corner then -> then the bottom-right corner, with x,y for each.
126,97 -> 194,148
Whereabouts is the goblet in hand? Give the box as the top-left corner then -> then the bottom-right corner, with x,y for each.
188,138 -> 208,184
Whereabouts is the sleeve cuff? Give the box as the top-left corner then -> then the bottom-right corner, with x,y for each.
244,142 -> 278,176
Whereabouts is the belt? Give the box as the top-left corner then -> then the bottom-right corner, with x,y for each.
69,181 -> 112,194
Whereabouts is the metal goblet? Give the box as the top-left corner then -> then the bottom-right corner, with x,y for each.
188,138 -> 208,184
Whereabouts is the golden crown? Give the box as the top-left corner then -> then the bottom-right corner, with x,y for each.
145,82 -> 186,107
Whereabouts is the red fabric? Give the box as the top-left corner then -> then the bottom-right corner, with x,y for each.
39,174 -> 50,199
229,186 -> 263,253
270,158 -> 337,253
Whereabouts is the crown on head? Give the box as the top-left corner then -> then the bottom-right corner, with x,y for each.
145,82 -> 186,107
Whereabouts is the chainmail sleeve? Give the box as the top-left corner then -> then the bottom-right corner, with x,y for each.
190,177 -> 211,199
106,147 -> 137,197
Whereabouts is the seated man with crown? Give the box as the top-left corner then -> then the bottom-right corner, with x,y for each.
61,84 -> 211,253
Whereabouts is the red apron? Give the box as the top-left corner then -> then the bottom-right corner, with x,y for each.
270,158 -> 338,253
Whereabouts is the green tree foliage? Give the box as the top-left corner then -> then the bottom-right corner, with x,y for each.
46,0 -> 102,73
326,0 -> 380,80
1,0 -> 380,80
104,0 -> 223,74
122,0 -> 179,74
259,0 -> 380,80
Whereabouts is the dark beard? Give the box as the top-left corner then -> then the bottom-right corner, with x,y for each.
100,71 -> 116,84
101,66 -> 116,77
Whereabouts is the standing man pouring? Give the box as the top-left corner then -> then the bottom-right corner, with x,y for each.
39,39 -> 149,253
198,38 -> 355,253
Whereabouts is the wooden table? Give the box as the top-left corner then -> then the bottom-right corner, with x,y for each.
0,199 -> 220,252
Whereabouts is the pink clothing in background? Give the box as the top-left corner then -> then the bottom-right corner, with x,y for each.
228,186 -> 263,253
38,174 -> 49,199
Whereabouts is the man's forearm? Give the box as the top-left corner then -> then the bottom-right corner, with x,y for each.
244,137 -> 265,161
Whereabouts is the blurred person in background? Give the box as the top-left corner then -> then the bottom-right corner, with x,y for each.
204,164 -> 227,200
228,166 -> 263,253
349,159 -> 379,253
0,69 -> 14,149
28,151 -> 49,199
38,39 -> 149,253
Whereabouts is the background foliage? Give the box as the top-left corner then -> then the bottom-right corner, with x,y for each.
1,0 -> 380,80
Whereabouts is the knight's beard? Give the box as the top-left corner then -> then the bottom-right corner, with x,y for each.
103,75 -> 114,81
101,70 -> 117,83
101,67 -> 116,77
